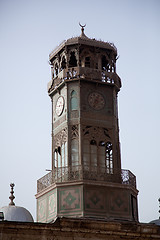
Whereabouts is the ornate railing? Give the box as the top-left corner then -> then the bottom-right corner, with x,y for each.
47,67 -> 121,93
37,166 -> 136,193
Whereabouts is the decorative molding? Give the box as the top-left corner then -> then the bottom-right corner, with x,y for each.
71,125 -> 79,139
54,115 -> 66,129
54,127 -> 67,147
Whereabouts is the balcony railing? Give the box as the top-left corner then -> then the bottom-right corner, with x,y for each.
47,67 -> 121,93
37,166 -> 136,193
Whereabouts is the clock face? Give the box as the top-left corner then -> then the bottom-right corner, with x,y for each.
55,96 -> 64,116
88,92 -> 105,110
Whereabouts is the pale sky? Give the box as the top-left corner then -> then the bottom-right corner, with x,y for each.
0,0 -> 160,223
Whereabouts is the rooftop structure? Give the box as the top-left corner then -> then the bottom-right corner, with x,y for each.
0,183 -> 34,222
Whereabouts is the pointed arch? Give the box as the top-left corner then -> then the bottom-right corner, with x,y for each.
69,51 -> 77,67
70,90 -> 78,111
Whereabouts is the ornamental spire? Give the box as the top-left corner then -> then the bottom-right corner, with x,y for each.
9,183 -> 15,206
79,22 -> 87,38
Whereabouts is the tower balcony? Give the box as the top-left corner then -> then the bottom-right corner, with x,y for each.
47,67 -> 121,94
37,166 -> 136,193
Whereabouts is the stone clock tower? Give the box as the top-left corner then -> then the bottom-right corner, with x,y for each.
36,26 -> 138,223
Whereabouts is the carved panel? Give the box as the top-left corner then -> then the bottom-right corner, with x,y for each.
37,196 -> 47,222
82,126 -> 111,142
84,188 -> 106,212
48,191 -> 57,221
58,186 -> 82,214
109,190 -> 130,216
54,127 -> 67,147
71,125 -> 79,139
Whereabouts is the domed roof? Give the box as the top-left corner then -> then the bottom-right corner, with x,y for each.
49,24 -> 117,61
0,183 -> 34,222
0,205 -> 34,222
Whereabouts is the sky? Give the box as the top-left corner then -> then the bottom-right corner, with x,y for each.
0,0 -> 160,223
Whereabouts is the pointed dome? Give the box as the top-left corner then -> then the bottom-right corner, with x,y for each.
0,183 -> 34,222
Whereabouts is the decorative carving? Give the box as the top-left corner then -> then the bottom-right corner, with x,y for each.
83,126 -> 111,142
71,125 -> 79,139
54,128 -> 67,147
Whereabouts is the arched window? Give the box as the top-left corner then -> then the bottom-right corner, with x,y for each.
62,143 -> 65,167
99,141 -> 105,170
71,139 -> 79,166
64,142 -> 68,167
70,90 -> 78,110
83,139 -> 90,167
54,63 -> 59,76
106,142 -> 113,173
102,55 -> 109,72
57,146 -> 61,167
54,149 -> 57,168
90,140 -> 97,167
69,51 -> 77,67
85,56 -> 90,68
54,142 -> 68,168
61,56 -> 66,70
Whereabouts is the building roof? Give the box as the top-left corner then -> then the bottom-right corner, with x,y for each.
49,25 -> 117,61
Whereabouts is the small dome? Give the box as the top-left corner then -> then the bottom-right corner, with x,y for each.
150,198 -> 160,226
0,183 -> 34,222
0,205 -> 34,222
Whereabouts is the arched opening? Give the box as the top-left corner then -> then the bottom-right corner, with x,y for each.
90,140 -> 97,167
54,149 -> 57,168
71,139 -> 79,166
54,142 -> 68,169
57,146 -> 61,167
106,142 -> 113,173
102,55 -> 109,71
83,139 -> 90,168
70,90 -> 78,110
99,141 -> 105,170
61,56 -> 66,70
54,63 -> 59,76
69,51 -> 77,67
85,56 -> 91,68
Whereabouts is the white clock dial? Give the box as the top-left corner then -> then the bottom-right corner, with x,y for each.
55,96 -> 64,116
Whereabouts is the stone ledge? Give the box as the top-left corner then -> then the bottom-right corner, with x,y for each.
0,217 -> 160,240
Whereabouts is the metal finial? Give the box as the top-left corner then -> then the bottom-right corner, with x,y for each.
9,183 -> 15,206
79,22 -> 86,36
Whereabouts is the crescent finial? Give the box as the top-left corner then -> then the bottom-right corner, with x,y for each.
79,22 -> 86,28
79,22 -> 86,37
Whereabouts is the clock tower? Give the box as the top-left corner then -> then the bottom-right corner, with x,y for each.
36,26 -> 138,223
